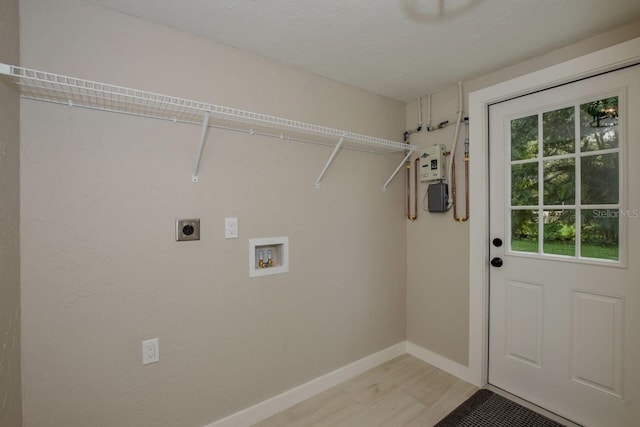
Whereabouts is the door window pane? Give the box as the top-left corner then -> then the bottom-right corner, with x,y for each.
511,163 -> 538,206
505,94 -> 622,264
581,209 -> 619,261
543,158 -> 575,205
543,107 -> 575,157
543,210 -> 575,256
581,153 -> 619,204
511,115 -> 538,160
580,97 -> 619,152
512,210 -> 539,253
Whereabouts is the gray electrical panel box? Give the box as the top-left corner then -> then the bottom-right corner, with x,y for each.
427,182 -> 448,212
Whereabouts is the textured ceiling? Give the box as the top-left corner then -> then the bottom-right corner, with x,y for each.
85,0 -> 640,101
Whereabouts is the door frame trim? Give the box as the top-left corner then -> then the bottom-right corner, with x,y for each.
467,36 -> 640,387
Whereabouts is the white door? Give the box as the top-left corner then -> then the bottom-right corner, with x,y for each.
488,65 -> 640,427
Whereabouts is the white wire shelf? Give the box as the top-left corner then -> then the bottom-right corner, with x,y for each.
0,63 -> 417,188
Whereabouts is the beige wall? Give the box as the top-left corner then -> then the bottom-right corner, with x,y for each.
406,19 -> 640,366
0,0 -> 22,426
19,0 -> 407,426
20,1 -> 640,423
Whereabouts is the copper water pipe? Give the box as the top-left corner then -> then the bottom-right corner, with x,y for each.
407,157 -> 418,221
452,153 -> 470,222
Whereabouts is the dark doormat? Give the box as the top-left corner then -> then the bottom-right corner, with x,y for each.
435,389 -> 567,426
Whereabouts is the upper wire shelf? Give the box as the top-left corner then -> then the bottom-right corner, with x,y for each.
0,63 -> 417,188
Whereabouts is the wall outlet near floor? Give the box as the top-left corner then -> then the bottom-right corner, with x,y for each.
142,338 -> 159,365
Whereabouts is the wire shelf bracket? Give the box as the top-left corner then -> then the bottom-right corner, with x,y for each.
383,151 -> 413,192
0,63 -> 419,189
315,134 -> 345,189
192,111 -> 211,183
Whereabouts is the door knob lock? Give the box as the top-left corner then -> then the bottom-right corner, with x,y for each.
491,257 -> 503,267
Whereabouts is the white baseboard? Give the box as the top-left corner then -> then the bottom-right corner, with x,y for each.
406,341 -> 469,382
204,341 -> 470,427
204,341 -> 407,427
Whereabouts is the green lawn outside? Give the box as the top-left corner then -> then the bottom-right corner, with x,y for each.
511,239 -> 619,261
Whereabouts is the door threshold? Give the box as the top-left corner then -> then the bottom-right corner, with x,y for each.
485,384 -> 582,427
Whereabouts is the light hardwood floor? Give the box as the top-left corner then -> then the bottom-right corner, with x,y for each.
254,354 -> 477,427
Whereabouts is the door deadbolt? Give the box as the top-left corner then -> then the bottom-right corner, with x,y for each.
490,257 -> 503,267
492,238 -> 503,247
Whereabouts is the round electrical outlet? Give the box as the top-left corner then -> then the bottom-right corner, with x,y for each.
176,218 -> 200,241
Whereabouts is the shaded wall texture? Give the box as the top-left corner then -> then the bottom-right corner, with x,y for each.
0,0 -> 22,425
19,0 -> 407,426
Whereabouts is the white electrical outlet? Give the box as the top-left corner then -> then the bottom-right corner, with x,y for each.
225,217 -> 238,239
142,338 -> 159,365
